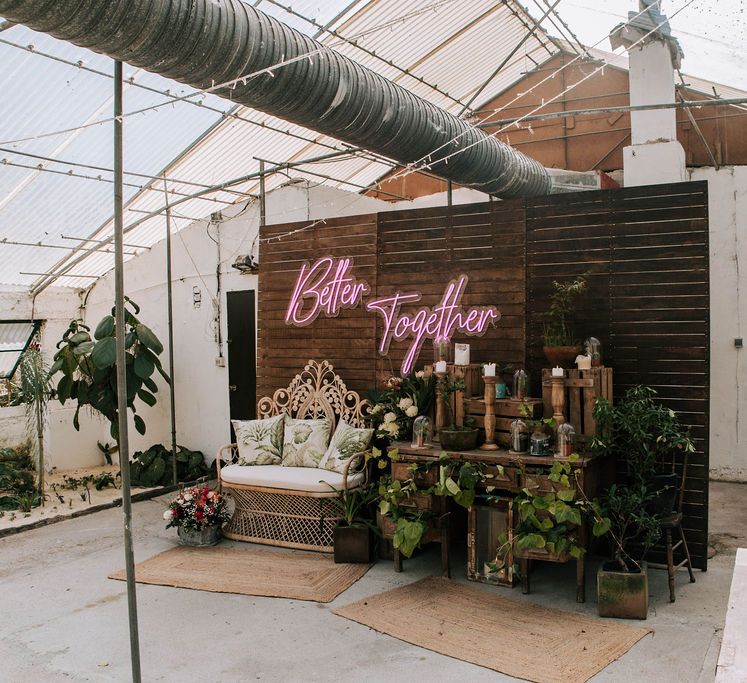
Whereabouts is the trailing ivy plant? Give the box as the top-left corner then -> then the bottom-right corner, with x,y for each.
376,450 -> 497,558
50,298 -> 169,442
490,457 -> 610,578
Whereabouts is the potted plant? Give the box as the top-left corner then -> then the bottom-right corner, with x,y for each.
328,483 -> 379,563
542,275 -> 587,367
164,485 -> 230,546
591,386 -> 695,619
437,376 -> 479,451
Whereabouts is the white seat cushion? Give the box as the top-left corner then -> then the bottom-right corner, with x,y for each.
220,464 -> 364,493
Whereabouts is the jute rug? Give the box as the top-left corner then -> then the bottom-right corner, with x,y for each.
109,545 -> 369,603
333,576 -> 652,683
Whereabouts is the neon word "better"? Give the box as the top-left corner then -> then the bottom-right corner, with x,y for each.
285,256 -> 499,374
286,256 -> 369,325
367,276 -> 499,374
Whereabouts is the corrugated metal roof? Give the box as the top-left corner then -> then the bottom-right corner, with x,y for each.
0,320 -> 36,378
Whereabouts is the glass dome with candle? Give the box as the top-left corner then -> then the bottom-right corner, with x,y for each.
556,422 -> 576,459
513,368 -> 529,400
411,415 -> 433,449
584,337 -> 602,367
433,338 -> 452,364
509,418 -> 528,454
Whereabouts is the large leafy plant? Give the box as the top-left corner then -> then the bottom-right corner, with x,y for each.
367,371 -> 436,441
50,298 -> 169,441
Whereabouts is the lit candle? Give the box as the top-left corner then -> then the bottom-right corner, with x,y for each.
483,362 -> 496,377
552,366 -> 564,377
435,360 -> 447,373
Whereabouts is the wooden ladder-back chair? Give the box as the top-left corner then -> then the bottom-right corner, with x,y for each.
216,360 -> 370,552
648,449 -> 696,601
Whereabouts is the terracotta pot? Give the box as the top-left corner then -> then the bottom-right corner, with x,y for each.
334,525 -> 373,564
439,428 -> 479,451
543,345 -> 583,368
177,524 -> 222,547
597,561 -> 649,619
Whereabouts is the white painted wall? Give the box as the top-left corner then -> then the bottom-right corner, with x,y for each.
84,183 -> 389,465
0,286 -> 110,469
690,166 -> 747,481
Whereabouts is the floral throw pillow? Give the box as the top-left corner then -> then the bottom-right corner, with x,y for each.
232,414 -> 284,466
282,417 -> 331,468
319,419 -> 373,475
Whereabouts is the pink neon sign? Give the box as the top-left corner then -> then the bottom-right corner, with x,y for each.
285,256 -> 499,374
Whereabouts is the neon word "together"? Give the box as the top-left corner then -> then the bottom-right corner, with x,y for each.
285,256 -> 499,374
367,277 -> 499,374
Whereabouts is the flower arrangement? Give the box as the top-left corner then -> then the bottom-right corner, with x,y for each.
367,370 -> 436,442
164,485 -> 230,531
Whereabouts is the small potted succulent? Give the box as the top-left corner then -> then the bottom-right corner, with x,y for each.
164,485 -> 230,547
542,276 -> 587,367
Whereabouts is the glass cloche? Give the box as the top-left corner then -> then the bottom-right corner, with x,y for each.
411,415 -> 433,449
556,422 -> 576,459
509,418 -> 528,453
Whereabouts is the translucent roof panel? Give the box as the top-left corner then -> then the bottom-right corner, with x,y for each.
0,0 -> 554,289
0,320 -> 37,379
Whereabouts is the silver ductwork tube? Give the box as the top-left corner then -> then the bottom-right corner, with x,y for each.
0,0 -> 553,198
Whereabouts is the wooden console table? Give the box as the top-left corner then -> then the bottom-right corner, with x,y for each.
385,442 -> 612,602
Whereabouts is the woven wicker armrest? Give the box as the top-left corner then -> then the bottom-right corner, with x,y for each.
341,451 -> 369,491
215,443 -> 239,481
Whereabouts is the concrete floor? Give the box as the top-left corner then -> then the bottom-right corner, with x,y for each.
1,482 -> 744,683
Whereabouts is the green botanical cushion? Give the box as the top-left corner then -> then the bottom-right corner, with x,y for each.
232,414 -> 284,466
281,416 -> 331,468
319,419 -> 373,474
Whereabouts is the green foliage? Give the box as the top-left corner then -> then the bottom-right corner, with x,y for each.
326,482 -> 380,531
367,371 -> 436,441
0,444 -> 37,510
49,298 -> 169,443
542,276 -> 587,347
592,385 -> 695,484
493,457 -> 610,576
591,385 -> 695,571
18,347 -> 52,496
128,444 -> 209,488
377,451 -> 495,558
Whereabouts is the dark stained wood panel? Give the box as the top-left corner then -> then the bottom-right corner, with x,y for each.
526,181 -> 710,569
258,181 -> 709,570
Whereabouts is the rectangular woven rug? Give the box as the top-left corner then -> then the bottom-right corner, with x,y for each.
333,576 -> 652,683
109,545 -> 370,603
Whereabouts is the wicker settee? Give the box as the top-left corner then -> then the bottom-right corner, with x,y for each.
216,360 -> 370,552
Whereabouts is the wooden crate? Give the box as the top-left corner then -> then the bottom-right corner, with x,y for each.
541,367 -> 613,445
467,496 -> 515,586
464,397 -> 543,446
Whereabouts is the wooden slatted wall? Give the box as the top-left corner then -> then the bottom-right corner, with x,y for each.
526,181 -> 710,569
376,201 -> 526,378
257,214 -> 379,399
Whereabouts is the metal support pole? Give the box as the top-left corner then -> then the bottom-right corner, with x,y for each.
259,160 -> 266,228
447,180 -> 453,207
165,196 -> 178,487
114,59 -> 142,683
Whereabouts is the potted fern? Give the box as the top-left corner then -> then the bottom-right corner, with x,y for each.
542,276 -> 587,367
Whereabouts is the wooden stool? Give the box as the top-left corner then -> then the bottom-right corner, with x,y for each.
393,512 -> 451,578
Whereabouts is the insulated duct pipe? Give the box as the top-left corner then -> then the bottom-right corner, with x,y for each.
0,0 -> 552,198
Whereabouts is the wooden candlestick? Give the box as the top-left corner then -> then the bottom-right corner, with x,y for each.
480,375 -> 498,450
435,371 -> 447,435
551,374 -> 566,429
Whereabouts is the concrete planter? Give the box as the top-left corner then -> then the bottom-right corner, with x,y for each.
177,524 -> 222,547
597,561 -> 649,619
